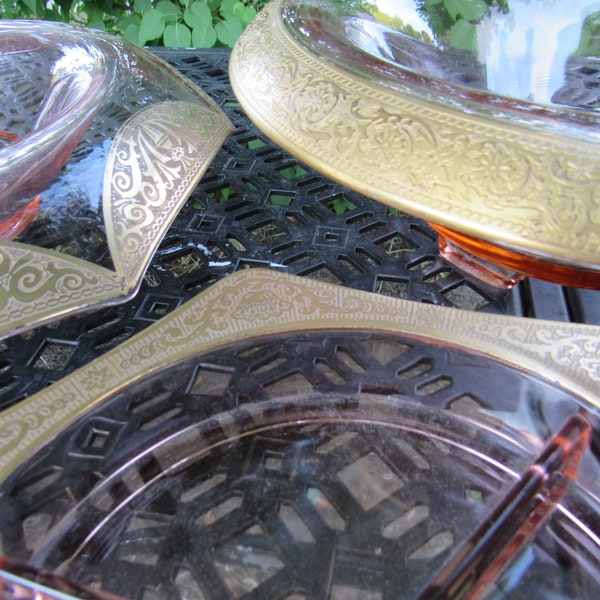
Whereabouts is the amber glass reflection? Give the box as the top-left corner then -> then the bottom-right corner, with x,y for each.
429,222 -> 600,290
0,132 -> 40,240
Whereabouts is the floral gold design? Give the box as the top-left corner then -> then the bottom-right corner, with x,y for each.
230,0 -> 600,269
0,100 -> 232,340
0,269 -> 599,483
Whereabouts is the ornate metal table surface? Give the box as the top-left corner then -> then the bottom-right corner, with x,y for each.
0,47 -> 598,413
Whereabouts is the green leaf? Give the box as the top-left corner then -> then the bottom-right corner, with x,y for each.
134,0 -> 152,15
20,0 -> 37,15
449,18 -> 477,51
219,0 -> 238,19
118,12 -> 141,29
124,22 -> 141,43
444,0 -> 487,22
139,9 -> 165,44
233,1 -> 256,27
157,0 -> 181,22
192,22 -> 217,47
164,22 -> 192,47
88,19 -> 108,30
215,16 -> 243,47
184,0 -> 211,29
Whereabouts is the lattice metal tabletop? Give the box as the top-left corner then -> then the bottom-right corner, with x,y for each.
0,48 -> 599,412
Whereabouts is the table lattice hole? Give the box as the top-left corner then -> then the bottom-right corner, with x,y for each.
396,359 -> 433,379
307,487 -> 345,531
140,403 -> 184,431
198,496 -> 242,527
416,376 -> 453,395
360,339 -> 411,365
447,394 -> 505,429
345,210 -> 375,225
0,376 -> 19,396
129,390 -> 172,415
190,365 -> 234,396
207,184 -> 237,203
377,233 -> 417,257
307,183 -> 334,198
424,268 -> 453,283
321,195 -> 358,215
334,347 -> 367,374
375,277 -> 409,299
317,432 -> 359,455
267,191 -> 295,206
263,451 -> 284,472
32,340 -> 77,370
382,505 -> 430,540
277,163 -> 308,180
443,283 -> 490,310
242,176 -> 258,191
184,274 -> 219,292
337,254 -> 364,274
22,512 -> 55,552
314,359 -> 346,385
356,247 -> 381,267
143,270 -> 161,288
206,241 -> 228,259
249,219 -> 286,243
278,504 -> 315,543
465,488 -> 484,503
17,465 -> 62,497
337,452 -> 404,511
270,241 -> 299,256
408,257 -> 436,272
330,584 -> 382,600
238,136 -> 268,152
304,265 -> 342,284
181,473 -> 227,504
226,235 -> 247,251
86,427 -> 111,450
263,370 -> 314,396
213,524 -> 286,599
409,223 -> 437,241
394,438 -> 431,470
174,568 -> 206,600
357,221 -> 387,235
408,530 -> 455,561
249,353 -> 287,375
282,251 -> 313,265
162,250 -> 206,278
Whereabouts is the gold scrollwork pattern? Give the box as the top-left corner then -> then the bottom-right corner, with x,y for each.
0,99 -> 232,340
230,0 -> 600,266
0,243 -> 127,333
1,269 -> 599,482
104,100 -> 233,284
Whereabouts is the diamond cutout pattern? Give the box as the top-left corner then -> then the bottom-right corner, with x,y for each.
337,452 -> 403,511
213,524 -> 285,599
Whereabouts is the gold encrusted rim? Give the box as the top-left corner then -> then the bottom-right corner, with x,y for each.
0,101 -> 232,341
230,1 -> 600,271
0,268 -> 598,483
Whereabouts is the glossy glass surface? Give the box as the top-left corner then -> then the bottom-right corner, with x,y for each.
1,268 -> 600,599
230,0 -> 600,287
283,0 -> 600,123
0,21 -> 221,240
0,21 -> 232,339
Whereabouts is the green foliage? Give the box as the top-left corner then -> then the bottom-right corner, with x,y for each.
0,0 -> 268,48
418,0 -> 508,51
